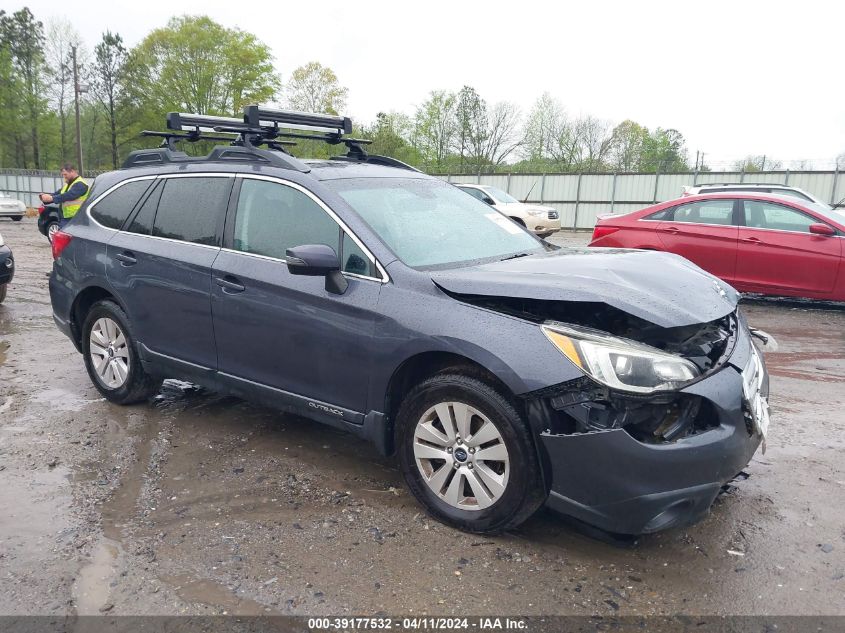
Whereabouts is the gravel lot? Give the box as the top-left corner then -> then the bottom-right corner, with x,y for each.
0,218 -> 843,617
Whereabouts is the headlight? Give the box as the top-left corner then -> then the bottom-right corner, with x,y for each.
542,323 -> 700,394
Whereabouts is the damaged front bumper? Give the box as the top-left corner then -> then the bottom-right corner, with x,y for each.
536,327 -> 768,535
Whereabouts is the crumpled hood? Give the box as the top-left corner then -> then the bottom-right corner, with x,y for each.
431,248 -> 739,328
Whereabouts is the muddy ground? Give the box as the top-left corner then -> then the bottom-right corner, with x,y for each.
0,218 -> 843,618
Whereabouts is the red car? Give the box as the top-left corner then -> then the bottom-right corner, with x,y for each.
589,193 -> 845,302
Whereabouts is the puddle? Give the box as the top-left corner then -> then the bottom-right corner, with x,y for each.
72,539 -> 120,614
162,574 -> 272,615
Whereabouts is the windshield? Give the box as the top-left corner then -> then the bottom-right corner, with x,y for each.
327,178 -> 543,268
485,186 -> 519,204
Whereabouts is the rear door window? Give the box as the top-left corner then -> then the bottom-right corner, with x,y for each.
90,179 -> 153,229
152,177 -> 233,245
666,200 -> 736,225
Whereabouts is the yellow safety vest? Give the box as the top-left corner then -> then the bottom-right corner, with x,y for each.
60,176 -> 90,219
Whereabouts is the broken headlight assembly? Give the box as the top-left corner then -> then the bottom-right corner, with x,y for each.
541,323 -> 700,394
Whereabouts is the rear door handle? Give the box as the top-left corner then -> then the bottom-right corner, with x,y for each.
661,226 -> 680,234
114,251 -> 137,266
741,236 -> 762,244
215,276 -> 246,293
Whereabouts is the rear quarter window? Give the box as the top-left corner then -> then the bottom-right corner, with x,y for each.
90,180 -> 153,229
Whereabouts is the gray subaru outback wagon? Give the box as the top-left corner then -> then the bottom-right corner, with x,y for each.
49,107 -> 771,535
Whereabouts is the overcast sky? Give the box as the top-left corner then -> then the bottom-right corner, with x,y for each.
15,0 -> 845,168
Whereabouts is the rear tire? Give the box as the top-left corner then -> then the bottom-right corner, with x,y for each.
81,299 -> 161,404
12,215 -> 22,222
396,373 -> 546,534
46,221 -> 59,243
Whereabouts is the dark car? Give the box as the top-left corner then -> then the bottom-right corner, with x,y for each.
0,230 -> 13,303
37,203 -> 62,243
49,107 -> 771,536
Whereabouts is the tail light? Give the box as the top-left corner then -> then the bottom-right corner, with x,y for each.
51,231 -> 73,260
38,205 -> 46,214
591,225 -> 620,241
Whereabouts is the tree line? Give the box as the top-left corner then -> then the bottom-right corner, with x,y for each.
1,8 -> 837,175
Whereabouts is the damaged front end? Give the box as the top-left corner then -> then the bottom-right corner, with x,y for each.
456,294 -> 767,535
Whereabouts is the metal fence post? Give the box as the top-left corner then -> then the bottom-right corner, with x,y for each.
784,169 -> 790,185
610,172 -> 617,214
506,172 -> 512,196
831,167 -> 839,205
652,170 -> 660,203
573,172 -> 583,229
539,173 -> 546,204
739,168 -> 745,183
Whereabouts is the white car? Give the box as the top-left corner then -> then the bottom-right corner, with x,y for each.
0,192 -> 25,221
456,184 -> 561,238
681,183 -> 827,205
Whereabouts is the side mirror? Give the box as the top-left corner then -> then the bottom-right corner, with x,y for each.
285,244 -> 348,294
483,196 -> 495,206
809,223 -> 835,236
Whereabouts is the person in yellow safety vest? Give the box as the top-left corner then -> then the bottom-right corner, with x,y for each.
39,163 -> 90,228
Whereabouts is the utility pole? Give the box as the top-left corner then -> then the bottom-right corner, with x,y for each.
72,45 -> 83,175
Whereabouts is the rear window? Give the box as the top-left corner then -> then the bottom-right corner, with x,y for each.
152,177 -> 233,245
90,180 -> 152,229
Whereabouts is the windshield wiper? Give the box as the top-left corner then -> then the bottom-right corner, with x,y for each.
499,252 -> 531,261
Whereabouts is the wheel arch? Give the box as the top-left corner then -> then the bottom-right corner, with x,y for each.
70,284 -> 127,349
381,350 -> 519,456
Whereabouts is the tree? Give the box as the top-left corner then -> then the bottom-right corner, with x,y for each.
364,111 -> 418,163
285,61 -> 348,115
92,31 -> 128,168
732,155 -> 782,172
573,115 -> 613,171
0,8 -> 46,168
44,18 -> 83,164
413,90 -> 456,168
641,128 -> 689,172
454,86 -> 484,170
608,120 -> 647,171
127,16 -> 279,118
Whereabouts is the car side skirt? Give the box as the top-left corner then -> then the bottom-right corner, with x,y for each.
138,344 -> 390,455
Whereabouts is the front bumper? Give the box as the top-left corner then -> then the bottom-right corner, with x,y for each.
0,245 -> 14,284
539,328 -> 766,535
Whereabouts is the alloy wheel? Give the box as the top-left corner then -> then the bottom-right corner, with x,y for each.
89,317 -> 130,389
413,401 -> 510,511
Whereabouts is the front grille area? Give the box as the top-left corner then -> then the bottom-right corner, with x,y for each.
548,211 -> 559,220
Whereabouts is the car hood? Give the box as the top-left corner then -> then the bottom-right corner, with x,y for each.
431,248 -> 739,328
495,202 -> 554,213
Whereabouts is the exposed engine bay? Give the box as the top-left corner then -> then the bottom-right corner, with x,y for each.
452,294 -> 740,444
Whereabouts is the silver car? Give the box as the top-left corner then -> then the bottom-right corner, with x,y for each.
456,184 -> 561,238
0,192 -> 26,221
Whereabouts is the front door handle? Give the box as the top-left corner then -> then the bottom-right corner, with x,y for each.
215,276 -> 246,293
741,236 -> 762,244
661,226 -> 681,234
115,251 -> 137,266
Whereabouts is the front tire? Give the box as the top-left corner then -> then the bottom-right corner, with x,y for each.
81,299 -> 161,404
396,373 -> 546,534
12,215 -> 23,222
